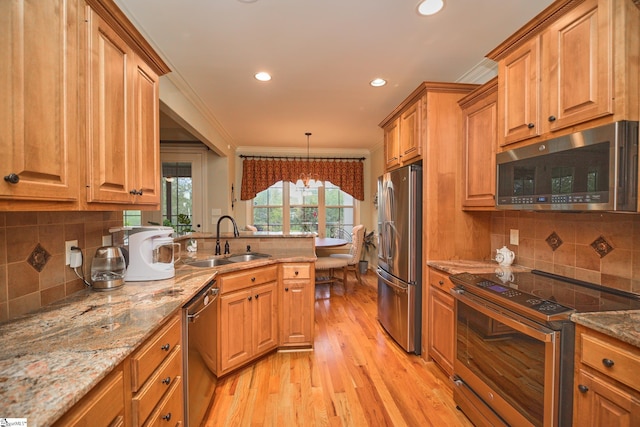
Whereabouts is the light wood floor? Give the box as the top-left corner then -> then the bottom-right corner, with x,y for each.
204,272 -> 474,426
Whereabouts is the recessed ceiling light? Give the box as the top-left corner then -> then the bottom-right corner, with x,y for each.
417,0 -> 444,16
254,71 -> 272,82
237,0 -> 258,3
370,78 -> 387,87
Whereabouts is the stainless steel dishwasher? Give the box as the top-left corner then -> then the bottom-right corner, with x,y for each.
183,273 -> 219,427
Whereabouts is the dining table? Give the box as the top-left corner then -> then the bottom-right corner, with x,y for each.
314,237 -> 349,248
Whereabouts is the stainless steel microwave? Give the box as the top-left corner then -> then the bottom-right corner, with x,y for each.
496,121 -> 639,211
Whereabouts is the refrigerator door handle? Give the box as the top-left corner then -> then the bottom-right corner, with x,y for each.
376,268 -> 409,293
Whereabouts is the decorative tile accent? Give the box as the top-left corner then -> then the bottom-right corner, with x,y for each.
27,243 -> 51,272
545,231 -> 563,251
591,235 -> 614,258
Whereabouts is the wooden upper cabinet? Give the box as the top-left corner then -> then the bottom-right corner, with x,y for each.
86,7 -> 161,205
489,0 -> 639,149
498,38 -> 540,145
459,78 -> 498,209
0,0 -> 81,204
544,0 -> 612,131
399,98 -> 422,164
383,118 -> 401,170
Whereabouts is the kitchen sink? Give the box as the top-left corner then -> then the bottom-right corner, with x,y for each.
226,253 -> 271,263
184,258 -> 234,268
183,253 -> 271,268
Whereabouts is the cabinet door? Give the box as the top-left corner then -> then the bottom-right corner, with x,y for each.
87,8 -> 135,203
544,0 -> 612,131
428,283 -> 455,376
131,57 -> 160,205
383,118 -> 401,170
219,289 -> 253,372
0,0 -> 80,201
574,370 -> 640,427
252,282 -> 278,355
280,281 -> 313,346
462,82 -> 497,209
498,38 -> 540,146
399,99 -> 422,164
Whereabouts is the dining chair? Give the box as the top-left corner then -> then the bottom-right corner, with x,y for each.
315,256 -> 349,287
329,224 -> 365,285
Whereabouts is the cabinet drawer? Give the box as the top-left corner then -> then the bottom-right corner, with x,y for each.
132,346 -> 182,427
143,375 -> 184,427
220,265 -> 277,294
53,366 -> 124,427
282,263 -> 311,280
581,332 -> 640,392
429,268 -> 453,293
131,314 -> 181,392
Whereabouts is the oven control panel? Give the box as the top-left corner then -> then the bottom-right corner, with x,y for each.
450,272 -> 574,317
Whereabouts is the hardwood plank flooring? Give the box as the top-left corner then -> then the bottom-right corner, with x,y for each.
204,273 -> 473,426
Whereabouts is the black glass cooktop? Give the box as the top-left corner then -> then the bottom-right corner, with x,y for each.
451,270 -> 640,315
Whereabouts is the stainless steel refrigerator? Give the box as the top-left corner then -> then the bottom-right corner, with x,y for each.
376,164 -> 422,354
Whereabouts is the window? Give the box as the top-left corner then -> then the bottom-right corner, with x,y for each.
123,210 -> 142,227
162,162 -> 194,234
251,181 -> 357,236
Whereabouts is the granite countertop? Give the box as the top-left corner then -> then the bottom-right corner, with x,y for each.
427,259 -> 531,275
0,250 -> 316,426
571,311 -> 640,348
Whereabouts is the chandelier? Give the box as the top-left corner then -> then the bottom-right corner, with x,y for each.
296,132 -> 322,191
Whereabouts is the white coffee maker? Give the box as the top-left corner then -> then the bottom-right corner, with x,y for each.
120,226 -> 181,282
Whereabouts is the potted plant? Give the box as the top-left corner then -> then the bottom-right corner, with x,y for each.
358,229 -> 376,275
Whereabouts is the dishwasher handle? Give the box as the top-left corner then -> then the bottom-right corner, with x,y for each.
187,286 -> 219,323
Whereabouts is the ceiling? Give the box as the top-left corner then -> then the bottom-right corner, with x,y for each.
115,0 -> 554,152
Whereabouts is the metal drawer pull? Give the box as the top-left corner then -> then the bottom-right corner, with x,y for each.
602,358 -> 615,368
285,287 -> 289,291
161,343 -> 170,351
578,384 -> 589,393
161,376 -> 171,385
161,412 -> 172,421
295,271 -> 299,275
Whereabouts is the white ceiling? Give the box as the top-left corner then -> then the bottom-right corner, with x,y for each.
115,0 -> 554,152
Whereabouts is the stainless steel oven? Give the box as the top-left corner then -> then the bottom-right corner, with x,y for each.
449,270 -> 640,427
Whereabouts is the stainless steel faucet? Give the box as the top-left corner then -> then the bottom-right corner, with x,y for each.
215,215 -> 240,255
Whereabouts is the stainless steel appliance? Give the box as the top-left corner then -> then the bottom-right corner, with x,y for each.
450,270 -> 640,427
90,246 -> 126,291
376,164 -> 422,354
183,274 -> 219,427
496,120 -> 639,211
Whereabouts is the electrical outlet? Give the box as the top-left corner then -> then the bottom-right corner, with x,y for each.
510,229 -> 519,246
65,240 -> 78,265
102,235 -> 112,246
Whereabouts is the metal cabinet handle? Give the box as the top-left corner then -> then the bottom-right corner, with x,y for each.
438,280 -> 444,285
251,277 -> 256,282
248,296 -> 252,301
129,189 -> 143,195
602,358 -> 615,368
161,376 -> 171,385
527,123 -> 535,129
548,115 -> 557,122
285,287 -> 289,292
255,294 -> 259,299
161,343 -> 170,351
4,173 -> 19,184
578,384 -> 589,393
295,271 -> 299,275
161,412 -> 172,421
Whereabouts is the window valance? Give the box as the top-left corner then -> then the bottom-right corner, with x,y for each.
240,157 -> 364,201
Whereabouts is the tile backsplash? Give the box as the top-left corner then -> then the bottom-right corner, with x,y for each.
0,211 -> 123,322
491,211 -> 640,294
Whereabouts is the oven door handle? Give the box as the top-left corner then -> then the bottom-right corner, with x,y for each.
451,288 -> 556,342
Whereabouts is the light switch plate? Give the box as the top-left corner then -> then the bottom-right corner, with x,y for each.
102,235 -> 112,246
510,229 -> 519,246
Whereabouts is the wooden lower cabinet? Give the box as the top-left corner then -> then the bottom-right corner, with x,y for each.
53,364 -> 126,427
427,268 -> 455,376
279,263 -> 314,347
574,325 -> 640,426
218,266 -> 278,375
